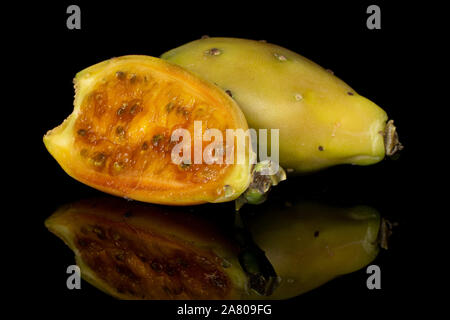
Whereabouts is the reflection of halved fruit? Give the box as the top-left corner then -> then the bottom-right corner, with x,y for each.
43,56 -> 253,205
45,198 -> 250,300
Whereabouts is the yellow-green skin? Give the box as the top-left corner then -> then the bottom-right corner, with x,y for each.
162,38 -> 388,173
245,202 -> 381,299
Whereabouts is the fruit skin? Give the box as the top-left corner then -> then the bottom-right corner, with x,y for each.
45,198 -> 251,300
162,38 -> 389,173
244,201 -> 381,299
43,55 -> 253,205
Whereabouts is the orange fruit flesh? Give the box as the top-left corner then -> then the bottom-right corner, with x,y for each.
44,56 -> 252,204
72,213 -> 232,299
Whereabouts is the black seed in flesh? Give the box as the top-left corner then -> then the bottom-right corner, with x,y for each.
130,103 -> 139,114
93,153 -> 106,167
80,149 -> 88,157
151,261 -> 163,272
152,134 -> 163,146
180,162 -> 191,170
116,126 -> 125,136
117,104 -> 127,116
115,253 -> 125,261
116,71 -> 125,80
166,102 -> 175,112
123,210 -> 132,218
92,226 -> 106,240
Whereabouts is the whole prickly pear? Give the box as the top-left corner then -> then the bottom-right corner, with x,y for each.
162,37 -> 402,173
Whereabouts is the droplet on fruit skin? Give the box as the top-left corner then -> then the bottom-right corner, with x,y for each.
223,185 -> 234,197
331,122 -> 341,137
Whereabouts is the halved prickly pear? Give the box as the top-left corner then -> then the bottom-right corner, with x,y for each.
244,201 -> 383,299
162,38 -> 402,173
45,198 -> 251,300
43,56 -> 255,205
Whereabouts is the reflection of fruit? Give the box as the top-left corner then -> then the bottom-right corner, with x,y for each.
162,37 -> 402,173
45,198 -> 250,300
43,56 -> 253,205
245,201 -> 381,299
46,198 -> 386,300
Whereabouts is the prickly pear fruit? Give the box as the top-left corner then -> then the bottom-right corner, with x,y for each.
45,198 -> 251,300
162,38 -> 402,173
43,55 -> 255,205
244,201 -> 382,299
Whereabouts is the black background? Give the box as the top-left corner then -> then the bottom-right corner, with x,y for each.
7,0 -> 433,317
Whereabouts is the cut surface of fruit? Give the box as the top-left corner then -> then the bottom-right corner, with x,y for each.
45,198 -> 250,300
44,56 -> 253,205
